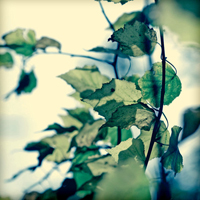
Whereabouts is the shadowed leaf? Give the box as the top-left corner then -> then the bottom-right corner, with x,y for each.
35,37 -> 61,50
161,126 -> 183,174
108,21 -> 157,57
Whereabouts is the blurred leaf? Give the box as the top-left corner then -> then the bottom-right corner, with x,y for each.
2,29 -> 36,56
75,120 -> 105,147
35,36 -> 61,50
95,0 -> 133,5
5,69 -> 37,99
59,114 -> 83,129
108,21 -> 157,57
138,121 -> 170,160
40,189 -> 57,200
65,107 -> 94,124
0,52 -> 14,68
58,65 -> 110,98
159,0 -> 200,43
80,175 -> 103,191
89,46 -> 128,58
181,106 -> 200,140
86,155 -> 117,176
22,192 -> 40,200
111,11 -> 146,30
101,103 -> 155,130
83,79 -> 142,120
94,159 -> 151,200
161,126 -> 183,174
73,170 -> 93,189
43,123 -> 77,134
106,138 -> 132,162
138,62 -> 182,107
118,138 -> 146,166
0,197 -> 12,200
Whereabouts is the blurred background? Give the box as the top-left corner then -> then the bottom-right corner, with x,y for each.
0,0 -> 199,199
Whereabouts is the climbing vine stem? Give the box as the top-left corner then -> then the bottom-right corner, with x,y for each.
145,2 -> 166,168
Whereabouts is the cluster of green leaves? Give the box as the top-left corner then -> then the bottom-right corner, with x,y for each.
3,0 -> 200,199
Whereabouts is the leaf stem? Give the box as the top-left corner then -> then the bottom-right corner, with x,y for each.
144,23 -> 166,167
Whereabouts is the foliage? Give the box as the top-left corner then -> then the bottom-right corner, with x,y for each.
1,0 -> 200,200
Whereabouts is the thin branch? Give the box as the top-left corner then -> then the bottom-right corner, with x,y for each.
145,15 -> 166,168
99,2 -> 115,32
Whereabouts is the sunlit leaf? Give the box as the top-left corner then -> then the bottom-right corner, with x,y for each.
101,103 -> 155,130
94,159 -> 151,200
70,91 -> 91,108
86,155 -> 117,176
161,126 -> 183,174
106,138 -> 132,162
108,21 -> 157,57
58,65 -> 110,98
111,11 -> 146,30
138,121 -> 170,160
118,138 -> 146,166
89,46 -> 128,58
181,106 -> 200,140
43,123 -> 77,134
83,79 -> 142,120
138,62 -> 182,107
5,69 -> 37,99
65,107 -> 94,124
75,120 -> 105,147
59,114 -> 83,129
95,0 -> 133,5
0,52 -> 14,68
35,37 -> 61,50
2,29 -> 36,56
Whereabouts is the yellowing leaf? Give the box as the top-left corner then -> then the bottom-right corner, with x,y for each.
95,0 -> 133,5
75,120 -> 105,147
35,37 -> 61,50
138,62 -> 182,107
138,121 -> 170,160
83,79 -> 142,120
0,52 -> 14,69
101,103 -> 155,130
108,21 -> 157,57
161,126 -> 183,174
58,65 -> 110,98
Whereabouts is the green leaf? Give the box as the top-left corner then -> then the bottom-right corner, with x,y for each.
123,74 -> 141,89
2,29 -> 36,56
101,103 -> 155,130
0,52 -> 14,68
138,121 -> 170,160
138,62 -> 182,107
94,159 -> 151,200
161,126 -> 183,174
35,36 -> 61,50
181,106 -> 200,140
75,120 -> 105,147
103,126 -> 132,146
73,170 -> 93,189
43,123 -> 77,134
89,46 -> 128,58
108,21 -> 157,57
40,189 -> 57,200
111,11 -> 146,31
83,79 -> 142,120
58,65 -> 110,98
95,0 -> 133,5
5,69 -> 37,99
106,138 -> 132,162
65,107 -> 94,124
86,155 -> 117,176
118,138 -> 146,166
70,91 -> 91,108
